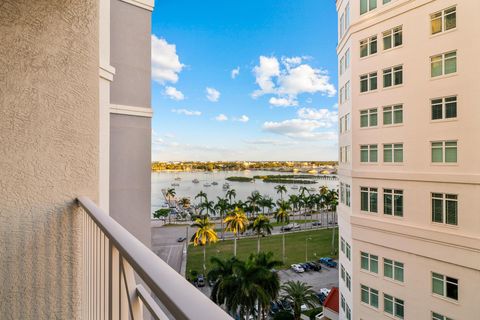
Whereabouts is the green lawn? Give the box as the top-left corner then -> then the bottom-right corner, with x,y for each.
186,228 -> 338,275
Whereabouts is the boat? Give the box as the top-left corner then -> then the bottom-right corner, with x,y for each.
171,182 -> 180,187
291,185 -> 299,190
192,179 -> 199,184
174,177 -> 181,181
222,183 -> 230,190
211,181 -> 219,186
203,183 -> 211,187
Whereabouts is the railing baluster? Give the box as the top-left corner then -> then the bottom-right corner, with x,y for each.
110,244 -> 120,320
121,257 -> 143,320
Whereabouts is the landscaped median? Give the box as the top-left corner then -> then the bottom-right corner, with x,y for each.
186,228 -> 338,275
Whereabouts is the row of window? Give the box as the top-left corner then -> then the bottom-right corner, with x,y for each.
360,0 -> 393,15
339,145 -> 351,163
339,113 -> 351,133
339,81 -> 350,105
361,252 -> 404,282
361,285 -> 405,319
339,183 -> 351,207
357,140 -> 458,164
360,65 -> 403,93
360,25 -> 402,58
339,48 -> 350,76
340,237 -> 351,261
340,294 -> 352,320
359,187 -> 458,225
339,3 -> 350,40
341,264 -> 352,291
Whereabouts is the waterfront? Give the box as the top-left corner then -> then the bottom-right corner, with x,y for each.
151,170 -> 338,213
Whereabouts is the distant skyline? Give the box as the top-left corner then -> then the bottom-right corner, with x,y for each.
151,0 -> 338,161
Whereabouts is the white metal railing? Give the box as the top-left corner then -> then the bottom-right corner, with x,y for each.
78,196 -> 231,320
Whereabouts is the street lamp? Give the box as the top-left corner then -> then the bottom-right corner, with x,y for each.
305,237 -> 312,262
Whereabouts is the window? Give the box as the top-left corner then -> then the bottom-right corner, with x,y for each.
360,0 -> 377,15
431,96 -> 457,120
345,81 -> 350,101
360,72 -> 378,92
339,86 -> 344,104
432,312 -> 453,320
360,36 -> 377,57
432,273 -> 458,301
383,0 -> 391,3
339,56 -> 345,76
360,144 -> 378,163
346,305 -> 351,320
431,6 -> 456,35
360,108 -> 378,128
383,65 -> 403,87
361,252 -> 378,273
384,189 -> 403,217
340,13 -> 345,39
361,285 -> 379,308
383,143 -> 403,163
345,3 -> 350,30
345,113 -> 351,131
383,105 -> 403,125
341,294 -> 346,311
360,187 -> 378,213
384,258 -> 404,282
383,26 -> 403,50
346,184 -> 351,207
384,294 -> 404,319
341,265 -> 346,281
432,193 -> 458,225
345,49 -> 350,69
431,141 -> 457,163
431,51 -> 457,77
340,146 -> 350,163
346,243 -> 351,260
340,183 -> 345,204
341,237 -> 345,253
346,272 -> 351,290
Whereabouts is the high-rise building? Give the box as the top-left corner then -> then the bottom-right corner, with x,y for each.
336,0 -> 480,319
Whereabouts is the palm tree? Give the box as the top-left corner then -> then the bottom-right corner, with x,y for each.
224,207 -> 249,256
246,191 -> 262,218
248,215 -> 273,253
199,200 -> 216,217
275,200 -> 291,263
226,188 -> 237,206
165,188 -> 176,223
195,190 -> 208,205
191,216 -> 219,274
178,197 -> 190,209
275,185 -> 287,201
326,189 -> 339,255
288,194 -> 300,214
319,186 -> 329,226
281,281 -> 319,320
208,256 -> 240,310
214,197 -> 230,239
258,196 -> 275,216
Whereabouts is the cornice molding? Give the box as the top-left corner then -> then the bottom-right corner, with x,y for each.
117,0 -> 154,11
110,104 -> 153,118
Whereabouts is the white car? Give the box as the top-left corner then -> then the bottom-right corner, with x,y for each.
291,264 -> 305,273
320,288 -> 331,296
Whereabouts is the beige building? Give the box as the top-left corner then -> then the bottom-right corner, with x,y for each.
336,0 -> 480,319
0,0 -> 229,319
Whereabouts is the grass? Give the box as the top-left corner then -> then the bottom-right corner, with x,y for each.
302,307 -> 323,320
186,228 -> 338,275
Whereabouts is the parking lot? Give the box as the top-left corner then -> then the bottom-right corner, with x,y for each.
278,262 -> 339,293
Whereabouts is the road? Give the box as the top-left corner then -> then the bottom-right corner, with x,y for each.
151,224 -> 191,273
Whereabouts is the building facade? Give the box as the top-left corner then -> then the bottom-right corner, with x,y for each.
336,0 -> 480,319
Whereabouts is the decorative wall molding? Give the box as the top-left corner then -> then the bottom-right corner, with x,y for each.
99,64 -> 116,81
118,0 -> 154,11
110,104 -> 153,118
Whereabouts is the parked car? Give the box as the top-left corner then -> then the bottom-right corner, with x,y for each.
307,262 -> 321,271
269,301 -> 280,315
177,236 -> 186,242
320,288 -> 331,296
311,221 -> 322,226
315,292 -> 327,305
280,300 -> 292,311
196,274 -> 205,287
291,264 -> 305,273
319,257 -> 337,268
208,278 -> 216,287
301,263 -> 312,271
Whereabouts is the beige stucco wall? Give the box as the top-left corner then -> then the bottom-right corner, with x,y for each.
0,0 -> 98,319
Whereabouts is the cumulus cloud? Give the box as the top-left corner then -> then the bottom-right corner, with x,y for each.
297,108 -> 337,123
262,118 -> 337,140
151,35 -> 184,84
215,114 -> 228,121
164,86 -> 184,100
231,67 -> 240,79
206,87 -> 221,102
251,55 -> 336,104
171,109 -> 201,116
269,96 -> 298,107
234,115 -> 249,122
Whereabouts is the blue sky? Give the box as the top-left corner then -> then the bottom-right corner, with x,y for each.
151,0 -> 338,161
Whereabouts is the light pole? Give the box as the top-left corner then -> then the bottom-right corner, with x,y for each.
305,237 -> 312,262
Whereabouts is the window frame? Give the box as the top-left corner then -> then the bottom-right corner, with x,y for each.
360,187 -> 378,213
432,272 -> 458,301
383,65 -> 403,88
383,104 -> 403,125
383,189 -> 403,217
431,96 -> 457,121
360,36 -> 378,58
360,0 -> 377,15
361,284 -> 379,308
360,108 -> 378,128
383,25 -> 403,50
384,293 -> 405,319
431,140 -> 457,163
384,258 -> 404,283
430,51 -> 457,78
430,6 -> 457,35
360,144 -> 378,163
361,251 -> 379,274
431,192 -> 458,226
383,143 -> 403,163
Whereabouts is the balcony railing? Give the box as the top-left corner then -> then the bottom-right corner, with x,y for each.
78,196 -> 231,320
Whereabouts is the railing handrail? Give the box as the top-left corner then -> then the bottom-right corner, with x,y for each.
77,196 -> 232,320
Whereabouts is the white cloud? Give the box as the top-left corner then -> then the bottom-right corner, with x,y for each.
164,86 -> 184,101
206,87 -> 221,102
297,108 -> 337,123
151,35 -> 184,84
243,139 -> 297,146
164,133 -> 175,138
269,96 -> 298,107
231,67 -> 240,79
234,115 -> 249,122
251,55 -> 336,103
215,114 -> 228,121
252,56 -> 280,98
171,108 -> 201,116
262,118 -> 337,140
